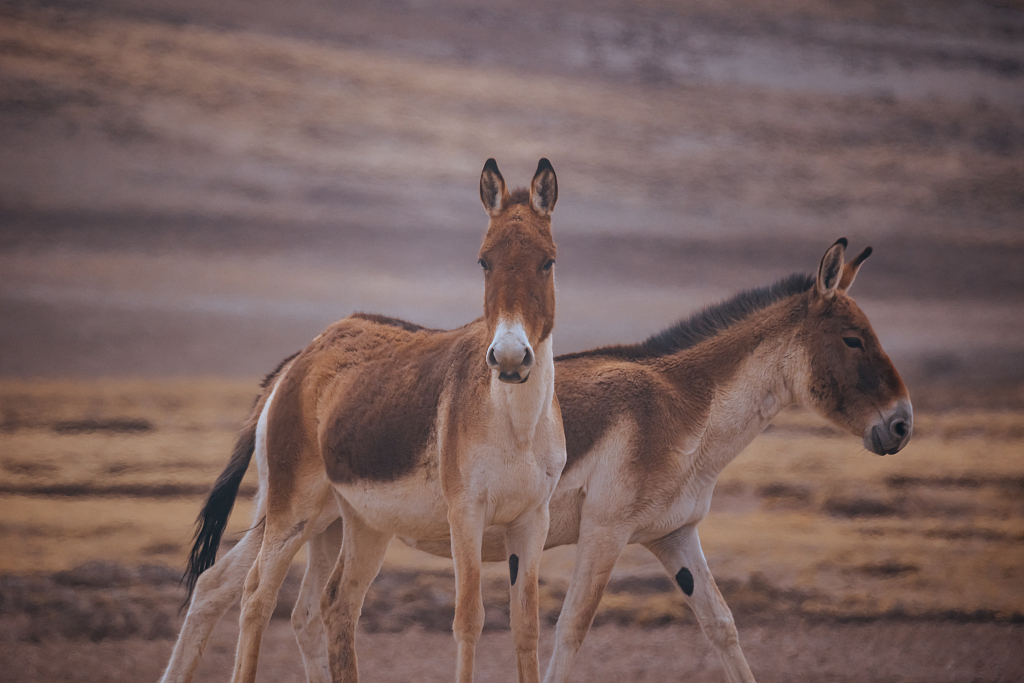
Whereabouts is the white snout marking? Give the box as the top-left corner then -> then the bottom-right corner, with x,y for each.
487,317 -> 535,384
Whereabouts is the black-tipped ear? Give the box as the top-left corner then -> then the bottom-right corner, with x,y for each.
838,245 -> 872,291
817,238 -> 847,299
480,158 -> 508,217
530,158 -> 557,217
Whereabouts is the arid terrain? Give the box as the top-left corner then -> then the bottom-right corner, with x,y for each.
1,381 -> 1022,681
1,0 -> 1023,681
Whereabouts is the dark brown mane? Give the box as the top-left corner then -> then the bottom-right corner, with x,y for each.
557,273 -> 815,362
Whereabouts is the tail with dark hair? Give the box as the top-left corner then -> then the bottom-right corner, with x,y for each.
182,420 -> 257,603
181,351 -> 299,604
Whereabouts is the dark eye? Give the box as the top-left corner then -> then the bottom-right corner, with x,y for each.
542,259 -> 555,272
478,258 -> 489,271
843,336 -> 863,349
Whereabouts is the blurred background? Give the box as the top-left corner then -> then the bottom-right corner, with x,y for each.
0,0 -> 1021,395
1,1 -> 1023,681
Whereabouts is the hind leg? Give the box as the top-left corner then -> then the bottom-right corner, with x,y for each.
160,523 -> 263,683
320,502 -> 392,683
543,521 -> 630,683
232,485 -> 328,683
645,527 -> 755,683
292,515 -> 344,683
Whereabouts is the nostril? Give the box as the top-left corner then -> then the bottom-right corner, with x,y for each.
522,347 -> 534,368
487,348 -> 498,368
891,419 -> 908,439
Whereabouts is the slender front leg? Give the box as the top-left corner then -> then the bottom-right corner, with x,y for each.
160,523 -> 264,683
504,505 -> 551,683
320,508 -> 392,683
644,527 -> 756,683
543,523 -> 630,683
292,517 -> 344,683
448,499 -> 487,683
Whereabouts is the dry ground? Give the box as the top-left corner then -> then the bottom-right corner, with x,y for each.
1,380 -> 1022,681
4,620 -> 1024,683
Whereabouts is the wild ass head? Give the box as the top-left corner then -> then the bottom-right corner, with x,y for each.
478,158 -> 558,384
795,238 -> 913,455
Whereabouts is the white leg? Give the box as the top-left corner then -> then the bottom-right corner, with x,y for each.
292,518 -> 344,683
504,505 -> 550,683
449,499 -> 487,683
159,525 -> 263,683
543,524 -> 630,683
320,508 -> 392,683
645,527 -> 756,683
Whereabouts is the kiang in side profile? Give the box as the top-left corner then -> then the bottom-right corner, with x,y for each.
161,159 -> 566,683
164,237 -> 912,683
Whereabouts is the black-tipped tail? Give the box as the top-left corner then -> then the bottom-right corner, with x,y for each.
182,424 -> 257,604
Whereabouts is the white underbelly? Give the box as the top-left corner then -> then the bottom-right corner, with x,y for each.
335,456 -> 559,539
334,474 -> 451,540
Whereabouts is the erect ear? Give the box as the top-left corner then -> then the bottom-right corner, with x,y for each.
480,158 -> 509,217
838,246 -> 872,292
816,238 -> 847,299
530,158 -> 557,217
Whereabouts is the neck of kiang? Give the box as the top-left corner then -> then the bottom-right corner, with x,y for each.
490,334 -> 556,448
677,332 -> 797,492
